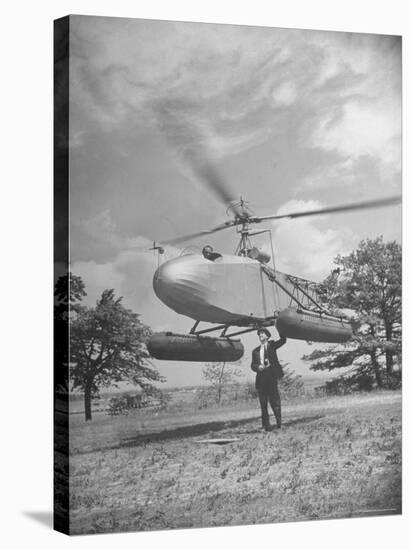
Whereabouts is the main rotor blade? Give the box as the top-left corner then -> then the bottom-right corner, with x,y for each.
152,100 -> 246,217
186,151 -> 245,218
162,220 -> 235,246
253,195 -> 401,223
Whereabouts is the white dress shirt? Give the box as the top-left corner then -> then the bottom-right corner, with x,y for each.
260,343 -> 267,366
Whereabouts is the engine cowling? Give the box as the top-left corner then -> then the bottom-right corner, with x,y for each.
247,247 -> 271,264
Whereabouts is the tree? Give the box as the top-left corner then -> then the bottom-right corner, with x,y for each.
54,272 -> 87,393
303,237 -> 402,389
54,272 -> 86,305
202,362 -> 242,405
279,366 -> 305,398
69,287 -> 163,421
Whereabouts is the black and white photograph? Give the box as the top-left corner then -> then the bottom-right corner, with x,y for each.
53,13 -> 402,536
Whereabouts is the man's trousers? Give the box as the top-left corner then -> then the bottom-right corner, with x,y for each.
258,382 -> 281,429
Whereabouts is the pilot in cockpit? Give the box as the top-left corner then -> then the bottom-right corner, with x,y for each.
202,245 -> 222,262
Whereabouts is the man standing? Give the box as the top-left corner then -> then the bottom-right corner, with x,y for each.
251,328 -> 287,431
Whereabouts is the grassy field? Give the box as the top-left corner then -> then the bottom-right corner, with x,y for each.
69,390 -> 401,535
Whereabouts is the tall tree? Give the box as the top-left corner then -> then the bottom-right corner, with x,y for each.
202,362 -> 242,404
54,272 -> 86,393
304,237 -> 401,389
54,272 -> 86,305
70,288 -> 163,421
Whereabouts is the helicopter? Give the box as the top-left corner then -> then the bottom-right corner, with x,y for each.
146,157 -> 401,363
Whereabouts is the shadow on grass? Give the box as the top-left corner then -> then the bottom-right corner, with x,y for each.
73,414 -> 324,454
237,414 -> 324,435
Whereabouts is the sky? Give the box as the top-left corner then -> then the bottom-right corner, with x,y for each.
64,15 -> 402,387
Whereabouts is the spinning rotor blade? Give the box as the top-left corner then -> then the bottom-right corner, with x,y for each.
153,100 -> 245,217
187,151 -> 246,218
254,195 -> 401,223
161,220 -> 235,246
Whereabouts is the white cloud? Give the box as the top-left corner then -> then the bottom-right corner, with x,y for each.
71,210 -> 124,262
270,200 -> 355,280
71,234 -> 183,329
73,260 -> 124,305
70,17 -> 401,197
305,34 -> 401,189
79,210 -> 118,244
276,199 -> 323,216
272,82 -> 297,106
300,158 -> 357,189
311,100 -> 401,171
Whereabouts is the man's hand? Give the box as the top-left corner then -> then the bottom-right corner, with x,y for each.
257,364 -> 264,372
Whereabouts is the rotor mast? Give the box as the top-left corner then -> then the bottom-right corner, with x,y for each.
234,221 -> 251,255
233,197 -> 253,255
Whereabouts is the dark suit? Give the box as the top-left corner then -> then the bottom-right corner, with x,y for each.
251,337 -> 287,429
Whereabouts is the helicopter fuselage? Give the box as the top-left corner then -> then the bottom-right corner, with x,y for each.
152,252 -> 353,347
153,253 -> 287,325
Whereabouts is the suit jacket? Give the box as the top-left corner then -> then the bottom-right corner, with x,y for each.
251,337 -> 287,390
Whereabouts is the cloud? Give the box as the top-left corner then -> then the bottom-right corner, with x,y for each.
69,17 -> 400,201
72,259 -> 124,304
272,82 -> 297,106
67,21 -> 308,156
71,228 -> 184,330
304,34 -> 401,189
270,200 -> 356,280
71,210 -> 124,262
300,158 -> 357,189
311,99 -> 401,173
72,251 -> 164,325
71,16 -> 400,272
276,199 -> 323,217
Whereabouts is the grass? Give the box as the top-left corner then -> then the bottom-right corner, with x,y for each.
68,390 -> 401,535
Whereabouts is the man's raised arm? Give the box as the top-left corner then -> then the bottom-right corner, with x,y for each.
272,335 -> 287,350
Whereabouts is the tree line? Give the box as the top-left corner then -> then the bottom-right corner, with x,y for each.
54,236 -> 401,420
